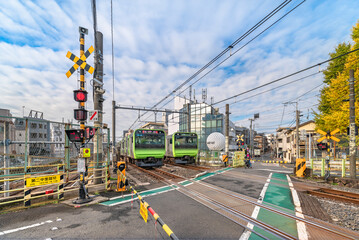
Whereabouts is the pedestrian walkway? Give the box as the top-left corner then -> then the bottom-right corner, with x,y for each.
249,173 -> 297,240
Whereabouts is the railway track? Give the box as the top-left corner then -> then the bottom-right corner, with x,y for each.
166,163 -> 211,171
307,188 -> 359,205
125,163 -> 359,239
128,163 -> 184,182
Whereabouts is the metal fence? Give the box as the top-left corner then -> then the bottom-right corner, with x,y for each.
0,115 -> 111,208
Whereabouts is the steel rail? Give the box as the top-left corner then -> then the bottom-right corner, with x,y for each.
120,167 -> 297,239
307,189 -> 359,205
192,177 -> 359,239
153,168 -> 184,180
166,163 -> 211,171
174,182 -> 295,240
128,163 -> 166,181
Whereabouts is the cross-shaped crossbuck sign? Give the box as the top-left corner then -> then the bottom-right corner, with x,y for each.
316,128 -> 340,143
236,134 -> 244,142
66,46 -> 95,78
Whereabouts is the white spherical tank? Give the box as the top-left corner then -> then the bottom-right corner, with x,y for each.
206,132 -> 225,151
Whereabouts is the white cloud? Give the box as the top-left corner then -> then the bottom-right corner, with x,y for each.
1,0 -> 359,139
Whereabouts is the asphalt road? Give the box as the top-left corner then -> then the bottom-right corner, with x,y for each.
0,161 -> 294,239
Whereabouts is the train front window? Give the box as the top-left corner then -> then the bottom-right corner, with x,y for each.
135,130 -> 165,149
174,135 -> 197,149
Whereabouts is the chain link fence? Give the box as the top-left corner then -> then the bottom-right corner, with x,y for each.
0,115 -> 111,204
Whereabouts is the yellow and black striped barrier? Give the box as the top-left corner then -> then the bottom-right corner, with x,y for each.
252,159 -> 288,164
130,186 -> 179,240
118,171 -> 179,240
295,158 -> 306,177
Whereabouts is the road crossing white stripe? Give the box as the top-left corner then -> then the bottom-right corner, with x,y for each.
0,220 -> 53,236
287,175 -> 308,240
239,173 -> 272,240
255,169 -> 293,174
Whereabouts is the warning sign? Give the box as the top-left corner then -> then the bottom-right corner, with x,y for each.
26,175 -> 61,187
140,201 -> 148,223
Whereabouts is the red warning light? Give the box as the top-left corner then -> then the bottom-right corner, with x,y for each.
73,90 -> 88,102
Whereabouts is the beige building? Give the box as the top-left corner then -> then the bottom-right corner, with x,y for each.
275,120 -> 319,163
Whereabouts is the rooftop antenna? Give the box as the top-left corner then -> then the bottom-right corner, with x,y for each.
189,85 -> 192,102
202,88 -> 207,103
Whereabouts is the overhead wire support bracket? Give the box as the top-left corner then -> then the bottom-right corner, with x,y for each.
115,105 -> 188,114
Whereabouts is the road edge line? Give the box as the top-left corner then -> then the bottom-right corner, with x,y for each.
286,175 -> 308,240
239,172 -> 272,240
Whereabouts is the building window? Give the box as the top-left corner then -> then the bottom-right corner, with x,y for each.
39,124 -> 43,129
39,133 -> 43,138
44,134 -> 47,138
31,123 -> 37,128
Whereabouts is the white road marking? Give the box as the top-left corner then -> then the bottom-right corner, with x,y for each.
239,173 -> 272,240
255,168 -> 293,174
287,175 -> 309,240
0,220 -> 53,236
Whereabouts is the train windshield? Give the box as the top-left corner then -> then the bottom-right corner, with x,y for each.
134,130 -> 165,149
174,133 -> 197,149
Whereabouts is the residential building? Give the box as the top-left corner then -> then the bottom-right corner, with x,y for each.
14,110 -> 51,155
0,109 -> 16,154
275,120 -> 319,163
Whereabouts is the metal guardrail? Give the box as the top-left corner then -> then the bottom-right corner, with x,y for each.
0,161 -> 110,208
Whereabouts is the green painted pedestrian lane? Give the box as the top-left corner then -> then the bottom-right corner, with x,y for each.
249,173 -> 297,240
100,168 -> 231,206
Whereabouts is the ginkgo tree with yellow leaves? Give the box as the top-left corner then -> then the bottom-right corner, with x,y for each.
315,21 -> 359,142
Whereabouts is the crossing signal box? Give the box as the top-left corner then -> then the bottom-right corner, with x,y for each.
74,90 -> 88,102
317,142 -> 328,151
74,109 -> 88,121
85,127 -> 96,140
116,161 -> 127,192
65,129 -> 84,142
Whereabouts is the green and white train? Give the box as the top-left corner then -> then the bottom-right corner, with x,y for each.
165,132 -> 198,164
119,129 -> 166,167
119,129 -> 198,167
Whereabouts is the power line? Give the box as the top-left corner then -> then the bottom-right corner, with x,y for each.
127,0 -> 295,129
213,46 -> 359,106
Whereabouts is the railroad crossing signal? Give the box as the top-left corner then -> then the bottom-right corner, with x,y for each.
236,134 -> 244,143
316,128 -> 340,143
66,46 -> 95,78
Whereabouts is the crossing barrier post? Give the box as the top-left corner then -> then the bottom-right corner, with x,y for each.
342,158 -> 346,177
321,158 -> 325,177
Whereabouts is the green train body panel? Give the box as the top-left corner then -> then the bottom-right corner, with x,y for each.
134,148 -> 166,159
173,147 -> 198,158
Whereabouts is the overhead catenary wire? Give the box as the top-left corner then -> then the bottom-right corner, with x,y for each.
129,6 -> 359,132
127,0 -> 296,129
146,0 -> 306,124
213,46 -> 359,106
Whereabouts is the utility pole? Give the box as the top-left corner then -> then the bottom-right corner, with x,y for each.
3,122 -> 9,197
225,104 -> 229,166
349,69 -> 356,179
187,103 -> 191,132
112,100 -> 116,166
93,31 -> 104,184
249,118 -> 253,157
296,102 -> 300,160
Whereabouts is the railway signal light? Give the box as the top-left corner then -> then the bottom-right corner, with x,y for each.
74,109 -> 88,121
74,90 -> 88,102
317,142 -> 328,151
